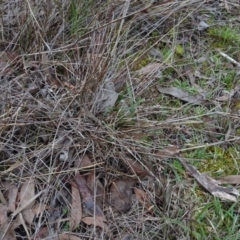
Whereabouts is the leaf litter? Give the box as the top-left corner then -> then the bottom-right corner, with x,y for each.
109,178 -> 137,213
53,233 -> 82,240
93,81 -> 118,113
1,1 -> 240,239
75,173 -> 106,222
215,175 -> 240,184
0,203 -> 17,240
123,157 -> 150,178
178,157 -> 239,202
137,63 -> 163,75
74,154 -> 106,213
70,184 -> 82,231
157,85 -> 205,105
2,183 -> 18,212
134,188 -> 153,214
82,217 -> 113,239
18,179 -> 35,225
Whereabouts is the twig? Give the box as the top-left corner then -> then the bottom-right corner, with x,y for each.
218,50 -> 240,68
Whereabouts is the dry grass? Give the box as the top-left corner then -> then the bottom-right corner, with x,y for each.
1,0 -> 240,239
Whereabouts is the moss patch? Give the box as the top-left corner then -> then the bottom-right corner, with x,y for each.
197,146 -> 240,177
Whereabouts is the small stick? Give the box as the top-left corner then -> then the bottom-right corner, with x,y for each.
218,50 -> 240,68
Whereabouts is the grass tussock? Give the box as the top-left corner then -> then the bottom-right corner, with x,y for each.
0,0 -> 240,239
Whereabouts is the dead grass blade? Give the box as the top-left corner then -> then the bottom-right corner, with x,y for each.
0,190 -> 7,206
19,212 -> 31,239
0,51 -> 20,75
54,233 -> 82,240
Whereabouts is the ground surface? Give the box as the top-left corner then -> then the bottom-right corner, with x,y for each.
0,1 -> 240,239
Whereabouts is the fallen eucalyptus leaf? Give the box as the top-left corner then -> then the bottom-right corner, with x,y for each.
31,203 -> 48,216
155,145 -> 180,159
70,184 -> 82,230
82,217 -> 112,238
0,203 -> 9,225
3,183 -> 18,212
18,179 -> 35,225
178,158 -> 239,202
215,175 -> 240,185
86,170 -> 105,206
197,20 -> 209,31
0,226 -> 16,240
157,86 -> 204,105
110,178 -> 137,213
94,81 -> 118,113
0,204 -> 17,240
134,188 -> 153,213
75,173 -> 106,222
137,63 -> 162,75
124,157 -> 149,178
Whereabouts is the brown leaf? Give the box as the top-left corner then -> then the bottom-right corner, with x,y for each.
0,226 -> 17,240
0,204 -> 17,240
124,157 -> 149,178
70,184 -> 82,230
86,170 -> 105,205
157,86 -> 204,105
109,178 -> 137,213
18,179 -> 35,224
137,63 -> 162,75
12,190 -> 42,219
63,81 -> 75,90
11,215 -> 21,230
178,158 -> 239,201
0,189 -> 7,206
155,145 -> 180,159
202,116 -> 219,142
74,154 -> 92,169
3,183 -> 18,212
31,203 -> 48,216
0,203 -> 9,225
54,233 -> 82,240
94,81 -> 118,113
215,92 -> 231,102
36,226 -> 49,239
184,66 -> 205,93
0,51 -> 20,75
75,173 -> 106,222
134,188 -> 153,213
215,175 -> 240,185
82,217 -> 112,239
